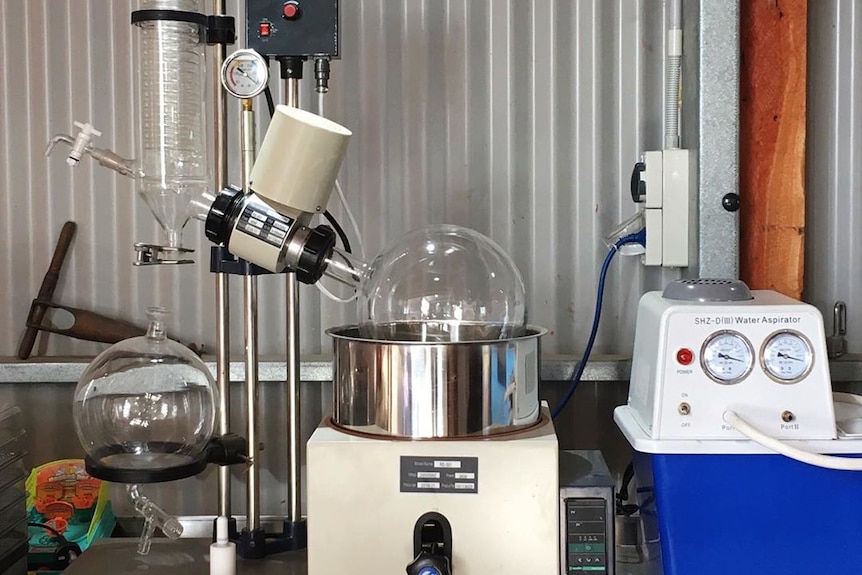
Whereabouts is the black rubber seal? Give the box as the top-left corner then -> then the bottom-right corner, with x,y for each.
206,14 -> 236,45
205,186 -> 244,245
85,443 -> 208,484
131,9 -> 208,27
296,225 -> 336,285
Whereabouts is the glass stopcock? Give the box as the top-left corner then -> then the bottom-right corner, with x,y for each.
221,49 -> 269,99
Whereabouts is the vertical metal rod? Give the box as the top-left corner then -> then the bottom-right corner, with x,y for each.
243,275 -> 260,531
286,78 -> 300,108
241,101 -> 255,188
284,77 -> 302,523
239,100 -> 261,531
212,0 -> 230,520
213,0 -> 228,192
216,274 -> 231,517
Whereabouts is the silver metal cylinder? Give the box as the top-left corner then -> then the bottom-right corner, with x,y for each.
327,325 -> 546,438
212,0 -> 230,520
212,0 -> 227,193
286,78 -> 300,108
286,274 -> 301,522
244,276 -> 260,531
216,273 -> 231,518
284,77 -> 302,524
240,104 -> 255,193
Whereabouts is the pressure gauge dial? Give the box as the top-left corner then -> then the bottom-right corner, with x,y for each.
761,330 -> 814,383
221,49 -> 269,99
700,330 -> 754,384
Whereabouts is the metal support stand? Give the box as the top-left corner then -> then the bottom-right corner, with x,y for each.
282,58 -> 307,547
211,0 -> 234,531
243,274 -> 260,533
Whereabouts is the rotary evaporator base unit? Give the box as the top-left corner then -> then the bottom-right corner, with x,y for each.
307,326 -> 559,575
616,279 -> 862,575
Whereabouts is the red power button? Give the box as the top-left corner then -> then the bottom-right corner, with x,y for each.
283,2 -> 299,19
676,348 -> 694,366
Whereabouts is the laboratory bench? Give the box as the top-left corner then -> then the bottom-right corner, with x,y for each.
63,538 -> 653,575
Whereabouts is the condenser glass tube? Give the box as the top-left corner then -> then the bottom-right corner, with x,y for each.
323,246 -> 368,288
136,0 -> 209,250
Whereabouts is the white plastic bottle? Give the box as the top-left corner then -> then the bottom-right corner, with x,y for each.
210,516 -> 236,575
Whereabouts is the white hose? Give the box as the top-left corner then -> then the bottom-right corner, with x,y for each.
834,391 -> 862,406
723,410 -> 862,471
315,91 -> 366,304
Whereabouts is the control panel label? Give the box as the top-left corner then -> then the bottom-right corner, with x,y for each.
400,457 -> 478,494
693,314 -> 803,326
236,203 -> 293,249
566,498 -> 608,572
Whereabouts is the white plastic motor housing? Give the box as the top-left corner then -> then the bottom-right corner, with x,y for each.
211,107 -> 351,273
250,106 -> 352,215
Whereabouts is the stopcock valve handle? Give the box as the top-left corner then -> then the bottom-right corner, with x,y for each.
406,551 -> 451,575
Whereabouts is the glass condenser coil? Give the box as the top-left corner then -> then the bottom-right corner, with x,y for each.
133,0 -> 209,260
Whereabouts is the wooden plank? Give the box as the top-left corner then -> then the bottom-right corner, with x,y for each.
739,0 -> 807,298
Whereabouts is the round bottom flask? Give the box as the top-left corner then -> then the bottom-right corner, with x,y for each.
327,224 -> 544,438
356,224 -> 527,342
73,307 -> 217,483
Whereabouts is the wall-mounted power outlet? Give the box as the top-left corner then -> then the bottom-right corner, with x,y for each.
635,149 -> 696,268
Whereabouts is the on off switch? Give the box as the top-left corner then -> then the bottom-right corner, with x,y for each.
259,21 -> 271,37
283,2 -> 300,19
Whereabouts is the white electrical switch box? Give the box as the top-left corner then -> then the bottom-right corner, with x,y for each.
639,149 -> 696,268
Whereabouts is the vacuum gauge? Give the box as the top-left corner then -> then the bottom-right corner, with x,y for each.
221,49 -> 269,99
761,330 -> 814,383
700,330 -> 754,384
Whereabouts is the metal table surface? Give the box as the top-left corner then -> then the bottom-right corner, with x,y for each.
64,539 -> 307,575
64,538 -> 651,575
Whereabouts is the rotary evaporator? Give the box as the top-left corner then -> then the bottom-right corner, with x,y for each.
47,1 -> 602,574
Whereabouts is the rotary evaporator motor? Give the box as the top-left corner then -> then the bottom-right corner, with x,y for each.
192,104 -> 356,283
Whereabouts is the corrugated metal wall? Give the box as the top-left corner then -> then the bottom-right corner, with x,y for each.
1,0 -> 666,357
807,0 -> 862,353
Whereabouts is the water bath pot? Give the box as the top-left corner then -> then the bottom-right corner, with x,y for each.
327,324 -> 547,438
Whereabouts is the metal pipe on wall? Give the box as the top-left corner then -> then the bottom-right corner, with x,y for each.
211,0 -> 231,521
284,76 -> 301,524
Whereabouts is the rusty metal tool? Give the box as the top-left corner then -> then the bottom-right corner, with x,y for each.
18,222 -> 147,359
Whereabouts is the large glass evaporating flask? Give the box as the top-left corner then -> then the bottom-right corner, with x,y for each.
324,224 -> 527,342
73,307 -> 217,483
133,0 -> 209,263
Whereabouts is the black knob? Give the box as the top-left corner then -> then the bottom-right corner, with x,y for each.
722,193 -> 741,212
407,551 -> 451,575
630,161 -> 646,203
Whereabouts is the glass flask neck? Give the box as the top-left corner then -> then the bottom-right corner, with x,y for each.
188,190 -> 217,223
323,246 -> 368,288
145,307 -> 171,341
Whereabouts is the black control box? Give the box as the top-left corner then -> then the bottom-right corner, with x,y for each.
559,450 -> 616,574
246,0 -> 339,58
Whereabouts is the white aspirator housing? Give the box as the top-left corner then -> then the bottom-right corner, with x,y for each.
624,279 -> 836,441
